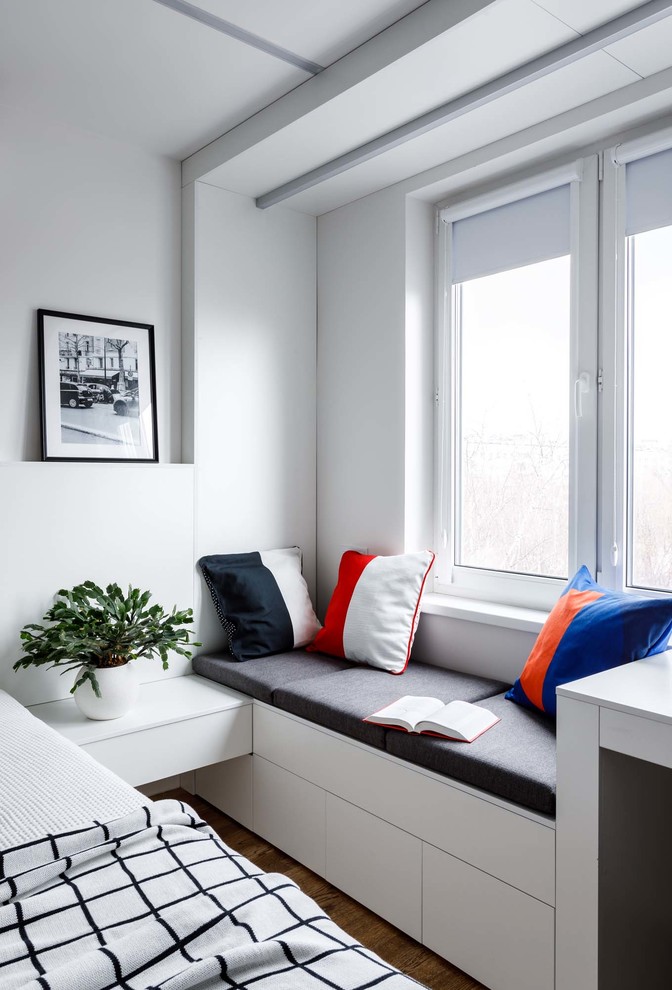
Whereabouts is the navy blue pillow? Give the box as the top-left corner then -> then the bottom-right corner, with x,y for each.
506,565 -> 672,716
198,548 -> 321,661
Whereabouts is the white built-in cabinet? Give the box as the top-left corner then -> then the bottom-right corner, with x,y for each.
196,702 -> 556,990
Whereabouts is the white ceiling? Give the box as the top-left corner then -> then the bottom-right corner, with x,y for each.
0,0 -> 302,159
0,0 -> 428,158
3,0 -> 672,213
189,0 -> 430,66
529,0 -> 643,33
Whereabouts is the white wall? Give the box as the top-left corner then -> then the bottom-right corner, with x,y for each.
413,613 -> 537,685
0,104 -> 191,703
0,462 -> 194,705
317,183 -> 533,679
0,106 -> 319,696
0,97 -> 530,695
190,182 -> 317,651
316,187 -> 407,613
404,195 -> 435,555
0,102 -> 182,463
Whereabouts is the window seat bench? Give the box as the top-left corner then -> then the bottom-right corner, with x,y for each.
191,651 -> 557,990
193,650 -> 557,816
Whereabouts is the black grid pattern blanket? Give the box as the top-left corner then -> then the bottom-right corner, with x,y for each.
0,799 -> 423,990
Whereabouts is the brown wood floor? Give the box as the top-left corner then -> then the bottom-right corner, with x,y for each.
157,787 -> 485,990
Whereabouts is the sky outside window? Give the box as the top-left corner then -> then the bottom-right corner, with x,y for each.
628,224 -> 672,591
456,255 -> 570,579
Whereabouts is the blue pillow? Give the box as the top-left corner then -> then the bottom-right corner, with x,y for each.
199,548 -> 321,661
506,566 -> 672,716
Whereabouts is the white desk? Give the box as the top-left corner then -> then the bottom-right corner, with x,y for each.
555,651 -> 672,990
28,673 -> 252,787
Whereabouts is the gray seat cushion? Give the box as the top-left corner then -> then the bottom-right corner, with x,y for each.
385,692 -> 556,815
273,663 -> 510,750
192,650 -> 353,704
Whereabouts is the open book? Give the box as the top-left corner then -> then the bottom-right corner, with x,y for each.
364,696 -> 500,742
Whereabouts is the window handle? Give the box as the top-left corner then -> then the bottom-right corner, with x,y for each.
574,372 -> 590,418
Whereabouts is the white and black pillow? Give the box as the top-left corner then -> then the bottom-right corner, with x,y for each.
198,547 -> 321,661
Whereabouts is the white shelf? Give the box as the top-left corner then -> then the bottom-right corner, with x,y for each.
29,673 -> 250,743
28,674 -> 252,786
556,649 -> 672,725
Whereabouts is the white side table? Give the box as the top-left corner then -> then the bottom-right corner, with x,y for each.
555,650 -> 672,990
28,673 -> 252,787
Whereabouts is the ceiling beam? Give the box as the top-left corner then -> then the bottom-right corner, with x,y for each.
152,0 -> 323,75
181,0 -> 500,186
256,0 -> 672,209
405,67 -> 672,205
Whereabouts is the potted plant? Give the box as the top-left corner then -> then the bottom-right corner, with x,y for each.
15,580 -> 200,720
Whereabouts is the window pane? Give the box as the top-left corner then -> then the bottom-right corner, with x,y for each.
628,225 -> 672,591
455,256 -> 570,578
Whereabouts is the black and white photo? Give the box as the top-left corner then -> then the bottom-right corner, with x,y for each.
38,310 -> 158,462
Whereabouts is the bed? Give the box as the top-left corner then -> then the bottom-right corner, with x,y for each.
0,689 -> 424,990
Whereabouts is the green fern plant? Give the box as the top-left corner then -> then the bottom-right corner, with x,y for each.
14,581 -> 199,697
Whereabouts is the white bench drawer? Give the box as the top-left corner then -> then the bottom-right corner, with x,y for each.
423,843 -> 555,990
255,704 -> 554,905
253,755 -> 326,876
326,794 -> 422,940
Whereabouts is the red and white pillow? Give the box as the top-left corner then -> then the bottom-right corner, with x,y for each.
308,550 -> 435,673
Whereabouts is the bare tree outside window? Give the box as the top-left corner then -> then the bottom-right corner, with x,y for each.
628,225 -> 672,591
455,256 -> 570,580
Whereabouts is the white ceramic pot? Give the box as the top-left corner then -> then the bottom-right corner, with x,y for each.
74,663 -> 139,720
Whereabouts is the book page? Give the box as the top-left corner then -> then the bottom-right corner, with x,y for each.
416,699 -> 499,741
365,696 -> 444,730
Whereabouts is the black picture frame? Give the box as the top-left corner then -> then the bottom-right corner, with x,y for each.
38,309 -> 159,463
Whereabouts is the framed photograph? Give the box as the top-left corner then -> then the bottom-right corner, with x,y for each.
38,310 -> 158,462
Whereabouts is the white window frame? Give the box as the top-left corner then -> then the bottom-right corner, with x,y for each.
434,157 -> 599,610
599,131 -> 672,598
597,149 -> 626,593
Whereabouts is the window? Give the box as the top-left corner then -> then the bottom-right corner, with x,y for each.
455,256 -> 571,580
435,142 -> 672,606
436,162 -> 599,608
622,148 -> 672,593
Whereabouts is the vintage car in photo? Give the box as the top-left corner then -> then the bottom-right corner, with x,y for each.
60,381 -> 94,408
87,383 -> 114,403
113,389 -> 139,417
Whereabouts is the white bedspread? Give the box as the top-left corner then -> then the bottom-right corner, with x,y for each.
0,799 -> 423,990
0,690 -> 145,850
0,691 -> 426,990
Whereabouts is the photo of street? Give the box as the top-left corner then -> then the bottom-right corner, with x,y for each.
59,332 -> 141,447
60,402 -> 140,446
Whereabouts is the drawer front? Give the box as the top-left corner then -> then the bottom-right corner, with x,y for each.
253,756 -> 326,876
423,843 -> 555,990
600,707 -> 672,769
255,705 -> 554,905
326,794 -> 422,941
195,754 -> 253,829
83,705 -> 252,786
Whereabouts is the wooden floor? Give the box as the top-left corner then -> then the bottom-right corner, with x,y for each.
157,787 -> 485,990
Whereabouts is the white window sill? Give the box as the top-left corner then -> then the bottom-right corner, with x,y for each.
421,593 -> 548,634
